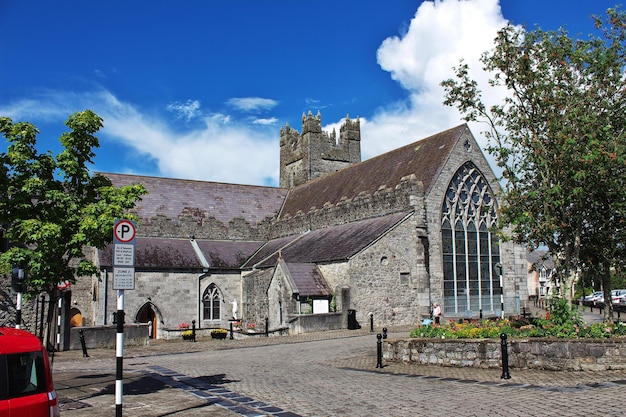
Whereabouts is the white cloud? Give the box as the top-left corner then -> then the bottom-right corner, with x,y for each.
1,0 -> 514,187
253,117 -> 278,125
99,95 -> 277,185
166,99 -> 201,121
226,97 -> 278,112
361,0 -> 512,165
0,89 -> 277,186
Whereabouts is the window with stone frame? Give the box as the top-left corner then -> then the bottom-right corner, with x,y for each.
202,283 -> 221,321
441,162 -> 501,316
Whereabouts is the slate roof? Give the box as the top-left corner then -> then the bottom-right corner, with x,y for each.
102,173 -> 289,226
283,263 -> 332,297
195,240 -> 264,268
527,250 -> 555,269
98,237 -> 264,270
279,124 -> 467,219
245,211 -> 412,268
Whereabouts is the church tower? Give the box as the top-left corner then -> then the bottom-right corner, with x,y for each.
279,111 -> 361,188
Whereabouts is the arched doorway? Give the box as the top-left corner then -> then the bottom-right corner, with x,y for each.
69,308 -> 82,327
136,303 -> 157,339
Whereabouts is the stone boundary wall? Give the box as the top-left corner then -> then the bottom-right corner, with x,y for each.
383,337 -> 626,371
288,312 -> 345,334
68,324 -> 148,350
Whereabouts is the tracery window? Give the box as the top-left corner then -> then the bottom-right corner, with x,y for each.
202,283 -> 221,321
441,162 -> 501,315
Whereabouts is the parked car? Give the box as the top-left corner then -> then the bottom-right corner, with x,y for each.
584,291 -> 604,302
582,291 -> 604,306
0,327 -> 60,417
611,289 -> 626,304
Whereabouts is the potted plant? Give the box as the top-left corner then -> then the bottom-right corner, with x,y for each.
211,328 -> 228,339
181,329 -> 194,341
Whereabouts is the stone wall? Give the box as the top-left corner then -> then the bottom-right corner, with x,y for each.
137,214 -> 272,241
422,130 -> 525,318
279,112 -> 360,188
242,269 -> 273,328
270,175 -> 423,239
95,270 -> 242,336
289,312 -> 345,334
69,324 -> 148,350
383,338 -> 626,371
348,216 -> 423,327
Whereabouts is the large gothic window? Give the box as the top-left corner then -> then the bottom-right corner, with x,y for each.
202,284 -> 221,321
441,162 -> 501,316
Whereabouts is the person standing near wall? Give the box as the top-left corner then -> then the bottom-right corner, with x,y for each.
433,303 -> 442,326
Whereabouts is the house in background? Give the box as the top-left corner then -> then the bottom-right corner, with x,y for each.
526,249 -> 556,302
68,112 -> 527,338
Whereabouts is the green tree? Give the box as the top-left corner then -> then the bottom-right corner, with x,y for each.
0,110 -> 147,297
441,7 -> 626,321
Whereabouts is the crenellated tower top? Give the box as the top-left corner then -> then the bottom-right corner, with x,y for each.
279,111 -> 361,188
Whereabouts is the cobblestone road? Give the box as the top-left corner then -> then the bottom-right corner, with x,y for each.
53,326 -> 626,417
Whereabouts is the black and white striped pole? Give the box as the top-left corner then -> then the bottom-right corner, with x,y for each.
56,297 -> 62,352
112,219 -> 137,417
115,290 -> 125,417
11,266 -> 26,329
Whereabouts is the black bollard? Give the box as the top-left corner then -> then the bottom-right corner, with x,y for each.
265,317 -> 269,337
79,329 -> 89,358
370,313 -> 374,332
230,322 -> 234,340
376,333 -> 383,368
192,320 -> 196,342
479,309 -> 483,319
382,327 -> 387,339
500,333 -> 511,379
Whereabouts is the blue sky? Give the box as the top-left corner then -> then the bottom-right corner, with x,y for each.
0,0 -> 620,186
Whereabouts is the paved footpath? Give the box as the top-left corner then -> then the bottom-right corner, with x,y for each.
52,323 -> 626,417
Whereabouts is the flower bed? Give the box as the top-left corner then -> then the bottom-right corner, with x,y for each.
410,317 -> 626,339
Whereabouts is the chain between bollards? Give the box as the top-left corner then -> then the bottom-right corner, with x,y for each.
500,332 -> 511,379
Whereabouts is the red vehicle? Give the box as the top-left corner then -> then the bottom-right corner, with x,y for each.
0,327 -> 60,416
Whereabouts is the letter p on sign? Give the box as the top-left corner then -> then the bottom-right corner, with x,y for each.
114,220 -> 136,244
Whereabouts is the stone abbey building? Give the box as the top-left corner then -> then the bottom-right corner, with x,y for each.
73,112 -> 527,338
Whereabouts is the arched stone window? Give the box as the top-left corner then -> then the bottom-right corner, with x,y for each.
202,284 -> 222,321
441,162 -> 501,316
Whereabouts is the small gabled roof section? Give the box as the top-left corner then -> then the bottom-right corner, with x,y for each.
101,172 -> 289,227
248,211 -> 412,268
279,124 -> 468,219
195,240 -> 265,269
283,262 -> 332,297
